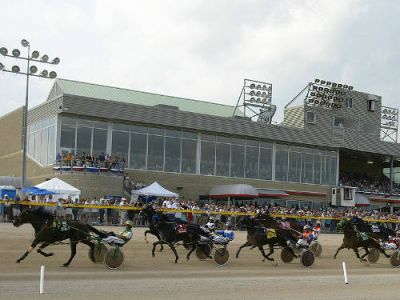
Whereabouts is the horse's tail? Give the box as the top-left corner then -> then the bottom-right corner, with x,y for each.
87,224 -> 108,238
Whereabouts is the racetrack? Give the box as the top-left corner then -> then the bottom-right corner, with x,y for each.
1,223 -> 400,300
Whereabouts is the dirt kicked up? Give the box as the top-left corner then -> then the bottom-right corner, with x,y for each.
1,223 -> 400,300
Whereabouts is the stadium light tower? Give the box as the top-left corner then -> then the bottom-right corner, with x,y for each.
0,39 -> 60,188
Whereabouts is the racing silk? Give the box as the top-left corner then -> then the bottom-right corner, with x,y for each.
302,231 -> 314,244
281,221 -> 291,230
313,225 -> 321,237
119,228 -> 133,241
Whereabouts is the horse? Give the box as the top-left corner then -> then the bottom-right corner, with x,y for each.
333,219 -> 390,262
13,207 -> 103,266
141,206 -> 209,263
236,215 -> 297,262
140,205 -> 164,251
350,216 -> 395,242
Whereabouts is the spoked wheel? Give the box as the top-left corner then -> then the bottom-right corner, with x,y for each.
390,250 -> 400,267
309,241 -> 322,257
195,243 -> 212,260
104,246 -> 124,270
367,248 -> 380,263
88,242 -> 107,263
300,250 -> 315,267
281,247 -> 295,263
214,247 -> 229,266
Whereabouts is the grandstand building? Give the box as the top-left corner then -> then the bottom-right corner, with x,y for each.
0,78 -> 399,208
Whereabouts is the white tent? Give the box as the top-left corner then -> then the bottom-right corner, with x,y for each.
35,178 -> 81,200
132,182 -> 178,198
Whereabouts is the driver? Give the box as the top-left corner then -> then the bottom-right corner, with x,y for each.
102,220 -> 134,246
297,225 -> 314,248
313,221 -> 322,239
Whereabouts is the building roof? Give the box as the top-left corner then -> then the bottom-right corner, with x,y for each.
52,79 -> 244,118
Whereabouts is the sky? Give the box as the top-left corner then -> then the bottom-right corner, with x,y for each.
0,0 -> 399,123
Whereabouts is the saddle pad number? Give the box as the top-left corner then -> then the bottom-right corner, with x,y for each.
176,225 -> 187,234
60,221 -> 69,232
371,226 -> 380,233
266,229 -> 276,239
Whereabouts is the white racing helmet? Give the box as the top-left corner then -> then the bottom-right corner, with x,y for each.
205,222 -> 215,230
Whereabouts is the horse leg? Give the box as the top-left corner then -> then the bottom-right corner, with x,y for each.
80,239 -> 95,261
156,233 -> 164,252
236,242 -> 252,259
361,247 -> 370,259
152,241 -> 165,257
354,248 -> 367,262
333,244 -> 345,259
265,244 -> 275,261
16,239 -> 39,263
186,244 -> 196,261
258,245 -> 274,262
379,247 -> 390,258
168,243 -> 179,263
144,230 -> 150,243
63,240 -> 78,267
37,243 -> 54,257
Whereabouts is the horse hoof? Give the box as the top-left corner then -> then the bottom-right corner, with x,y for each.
16,260 -> 21,264
63,263 -> 70,267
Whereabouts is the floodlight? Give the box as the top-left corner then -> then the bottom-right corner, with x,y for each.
250,90 -> 255,96
262,85 -> 267,90
40,69 -> 48,77
256,84 -> 261,89
348,86 -> 353,90
52,57 -> 60,65
338,84 -> 343,88
250,83 -> 255,89
332,83 -> 337,87
326,82 -> 331,85
12,65 -> 20,73
256,91 -> 261,96
31,50 -> 40,59
21,39 -> 30,47
315,79 -> 320,83
0,47 -> 8,56
41,55 -> 49,62
49,71 -> 57,79
250,97 -> 255,102
321,80 -> 326,84
262,92 -> 267,97
0,62 -> 4,70
256,98 -> 261,103
12,49 -> 21,57
29,65 -> 38,74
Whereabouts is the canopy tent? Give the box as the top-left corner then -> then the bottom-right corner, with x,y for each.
35,178 -> 81,200
209,184 -> 259,199
132,182 -> 178,198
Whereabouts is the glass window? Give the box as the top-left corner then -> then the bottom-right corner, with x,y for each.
306,111 -> 316,124
92,128 -> 107,156
313,154 -> 322,184
112,131 -> 129,161
130,133 -> 147,170
216,136 -> 231,143
41,128 -> 49,165
182,131 -> 197,139
231,144 -> 244,178
166,129 -> 181,138
34,131 -> 41,162
60,125 -> 76,150
216,142 -> 230,176
259,147 -> 272,180
323,156 -> 337,185
345,98 -> 353,108
93,121 -> 108,129
181,138 -> 196,174
77,119 -> 93,127
61,116 -> 76,126
28,133 -> 34,157
334,116 -> 344,128
113,123 -> 130,131
200,141 -> 215,175
148,127 -> 165,136
288,151 -> 301,182
201,134 -> 216,142
245,145 -> 259,178
275,147 -> 288,181
301,153 -> 314,183
165,137 -> 181,172
131,125 -> 147,134
76,127 -> 92,156
147,134 -> 164,170
48,126 -> 56,164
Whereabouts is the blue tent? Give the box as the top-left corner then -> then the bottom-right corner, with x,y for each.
21,186 -> 56,195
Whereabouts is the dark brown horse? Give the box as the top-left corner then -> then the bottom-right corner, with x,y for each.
236,216 -> 296,262
13,208 -> 102,266
334,219 -> 390,262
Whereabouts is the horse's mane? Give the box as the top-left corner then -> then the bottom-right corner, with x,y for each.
350,216 -> 365,224
31,207 -> 54,220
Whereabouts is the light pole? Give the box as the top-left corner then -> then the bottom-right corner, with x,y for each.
0,39 -> 60,188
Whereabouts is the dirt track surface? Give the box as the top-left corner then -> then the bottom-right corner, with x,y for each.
1,223 -> 400,300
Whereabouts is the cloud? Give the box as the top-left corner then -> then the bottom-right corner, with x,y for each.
0,0 -> 399,124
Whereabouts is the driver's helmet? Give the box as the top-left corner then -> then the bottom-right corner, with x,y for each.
303,225 -> 311,231
125,220 -> 134,227
396,230 -> 400,237
315,221 -> 321,226
205,222 -> 215,230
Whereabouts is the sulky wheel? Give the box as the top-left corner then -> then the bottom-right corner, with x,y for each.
195,242 -> 212,260
88,242 -> 107,263
367,248 -> 380,263
281,247 -> 295,263
214,247 -> 229,266
390,250 -> 400,267
309,241 -> 322,257
104,246 -> 124,270
300,250 -> 315,267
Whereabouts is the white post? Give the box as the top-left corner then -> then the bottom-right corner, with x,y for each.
342,261 -> 348,284
40,265 -> 45,294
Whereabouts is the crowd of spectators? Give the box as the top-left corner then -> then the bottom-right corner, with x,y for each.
55,152 -> 126,171
339,172 -> 400,195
